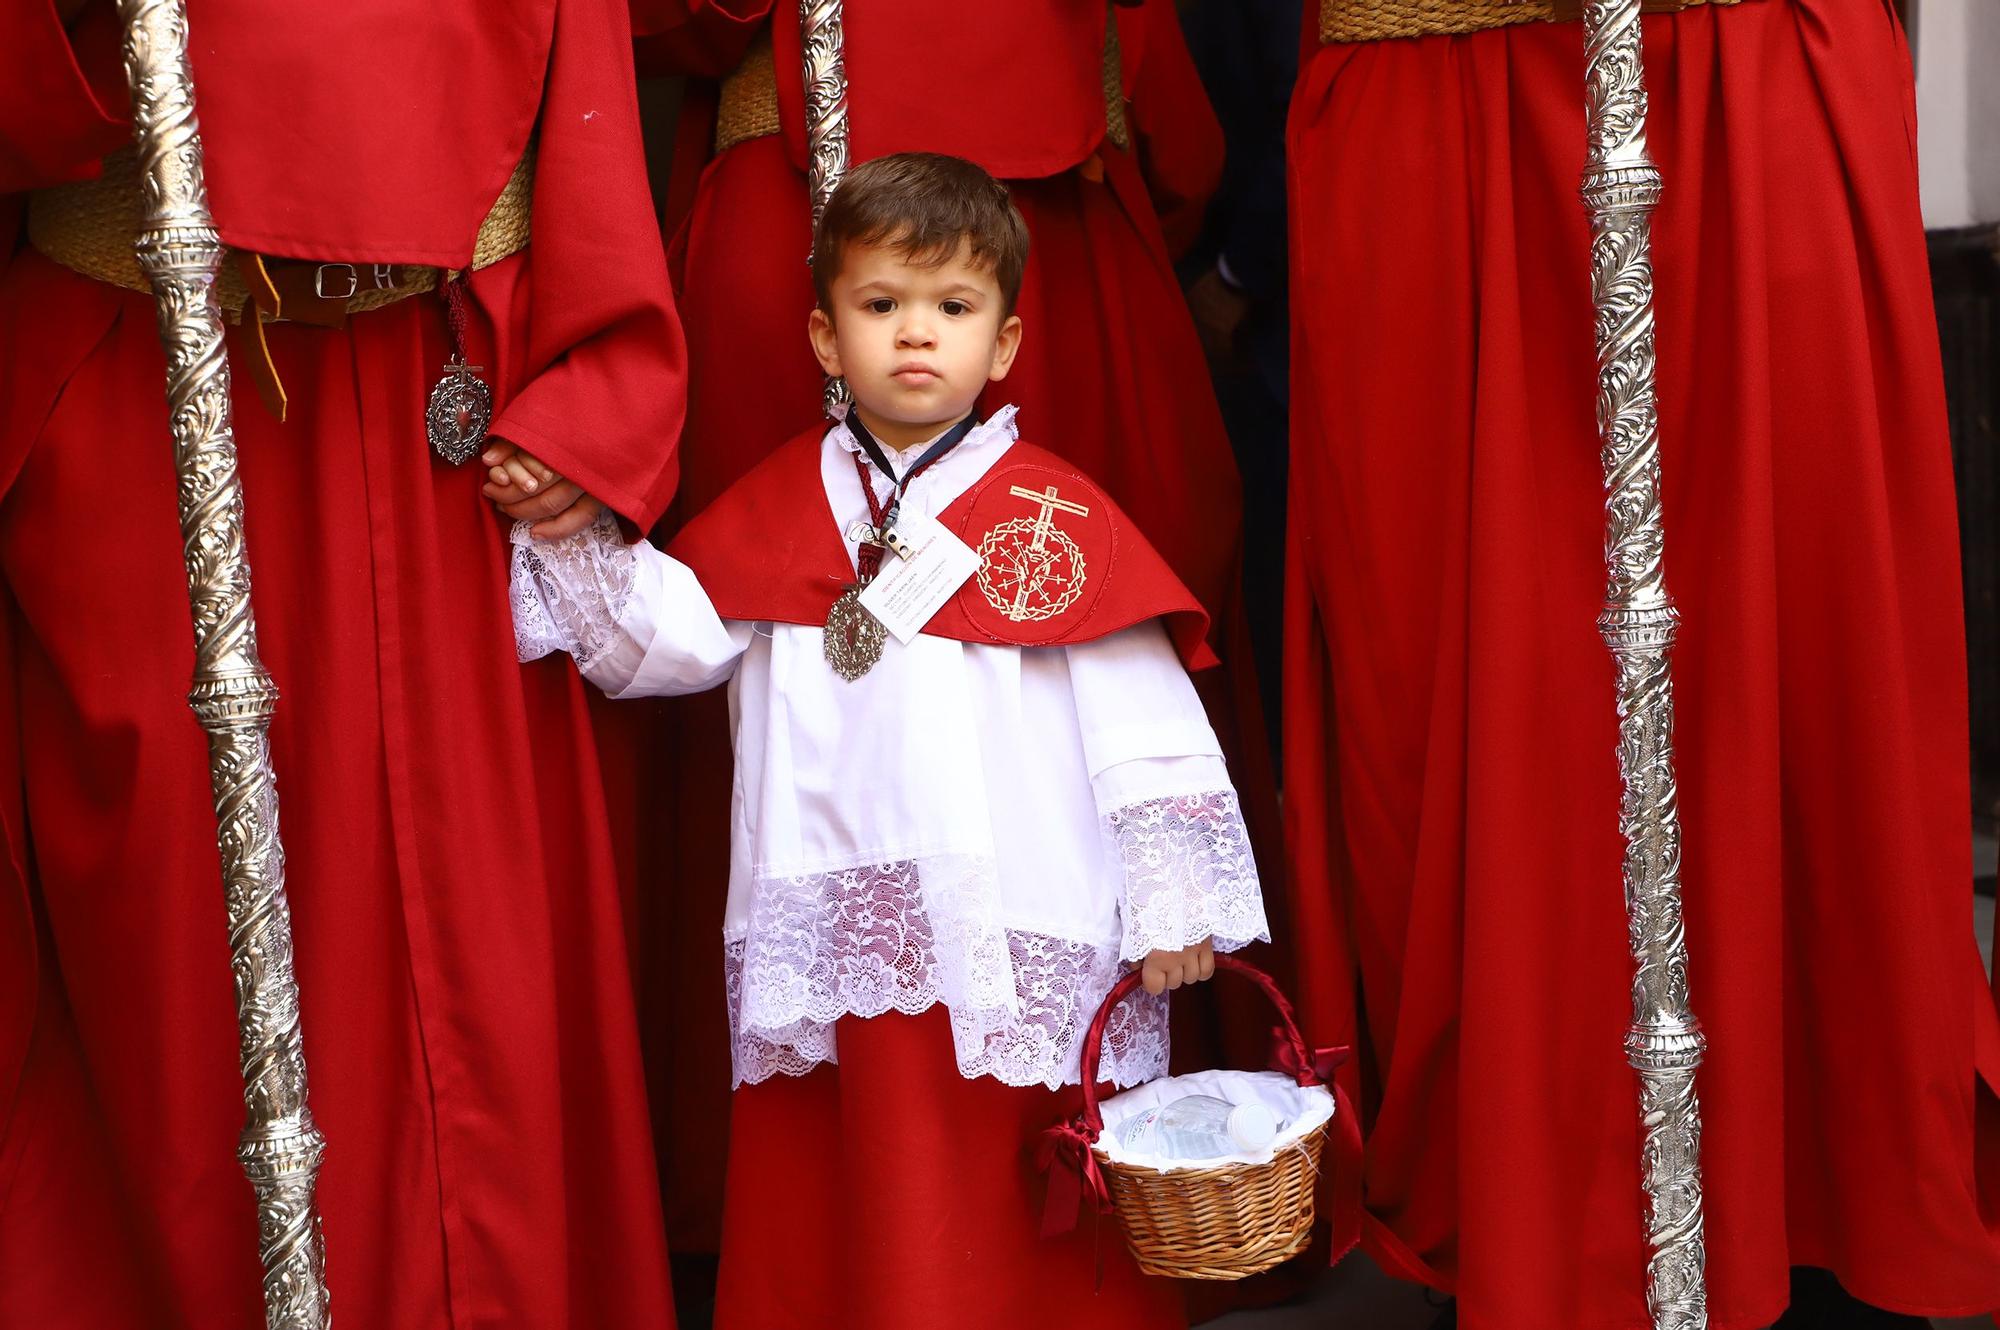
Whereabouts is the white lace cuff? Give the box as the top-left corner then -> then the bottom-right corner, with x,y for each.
509,511 -> 638,674
1108,789 -> 1270,962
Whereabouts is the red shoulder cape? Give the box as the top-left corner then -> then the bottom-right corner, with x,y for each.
667,424 -> 1217,670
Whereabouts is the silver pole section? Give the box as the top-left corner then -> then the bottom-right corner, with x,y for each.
799,0 -> 851,239
1578,3 -> 1708,1327
800,0 -> 850,415
116,2 -> 332,1325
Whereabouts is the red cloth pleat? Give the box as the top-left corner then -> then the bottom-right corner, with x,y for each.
713,1008 -> 1187,1329
1284,2 -> 2000,1327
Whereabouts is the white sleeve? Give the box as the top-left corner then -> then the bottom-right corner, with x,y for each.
1065,623 -> 1271,961
508,514 -> 752,698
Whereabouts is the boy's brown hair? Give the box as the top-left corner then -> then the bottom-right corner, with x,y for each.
811,152 -> 1030,314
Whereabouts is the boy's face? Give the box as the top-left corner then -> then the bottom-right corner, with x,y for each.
807,236 -> 1023,447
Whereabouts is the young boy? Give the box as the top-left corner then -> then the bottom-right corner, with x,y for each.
508,153 -> 1267,1328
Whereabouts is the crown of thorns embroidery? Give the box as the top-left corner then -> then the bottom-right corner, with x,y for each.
976,483 -> 1091,623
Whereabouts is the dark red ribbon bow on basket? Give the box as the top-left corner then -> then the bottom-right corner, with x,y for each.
1270,1027 -> 1350,1088
1038,954 -> 1350,1237
1036,1118 -> 1113,1238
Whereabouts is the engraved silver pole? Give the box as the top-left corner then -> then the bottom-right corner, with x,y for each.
799,0 -> 850,240
117,2 -> 332,1325
1578,2 -> 1707,1327
800,0 -> 851,414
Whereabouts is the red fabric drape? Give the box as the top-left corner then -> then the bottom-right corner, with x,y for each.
0,255 -> 678,1330
713,1007 -> 1186,1330
637,0 -> 1112,179
0,1 -> 125,195
1116,0 -> 1226,259
0,0 -> 685,1323
1285,2 -> 2000,1326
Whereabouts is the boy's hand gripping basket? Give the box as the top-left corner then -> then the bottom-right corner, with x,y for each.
1040,954 -> 1347,1281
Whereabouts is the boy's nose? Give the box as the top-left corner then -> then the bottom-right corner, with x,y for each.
896,318 -> 936,348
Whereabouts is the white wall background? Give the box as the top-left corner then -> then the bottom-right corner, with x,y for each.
1914,0 -> 2000,229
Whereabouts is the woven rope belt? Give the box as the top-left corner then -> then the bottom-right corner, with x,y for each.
1320,0 -> 1745,43
715,18 -> 1130,158
716,37 -> 784,156
27,145 -> 535,319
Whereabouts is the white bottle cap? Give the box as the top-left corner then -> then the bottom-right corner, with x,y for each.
1225,1103 -> 1279,1152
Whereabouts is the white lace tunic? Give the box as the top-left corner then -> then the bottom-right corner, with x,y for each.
511,408 -> 1269,1090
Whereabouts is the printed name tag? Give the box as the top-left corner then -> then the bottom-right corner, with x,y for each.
858,507 -> 981,644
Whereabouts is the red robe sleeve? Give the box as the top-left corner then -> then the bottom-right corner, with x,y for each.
630,0 -> 771,78
1117,0 -> 1224,261
627,0 -> 776,244
0,0 -> 128,195
476,0 -> 690,531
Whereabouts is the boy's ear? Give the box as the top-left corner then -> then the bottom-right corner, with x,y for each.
988,313 -> 1024,384
808,306 -> 842,378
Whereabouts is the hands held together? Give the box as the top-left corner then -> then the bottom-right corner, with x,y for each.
481,440 -> 603,540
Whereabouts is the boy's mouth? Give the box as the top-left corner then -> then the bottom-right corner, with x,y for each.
891,362 -> 940,385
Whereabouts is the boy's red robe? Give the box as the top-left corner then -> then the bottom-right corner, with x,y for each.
665,428 -> 1217,1329
1285,3 -> 2000,1327
626,0 -> 1281,1258
0,2 -> 683,1325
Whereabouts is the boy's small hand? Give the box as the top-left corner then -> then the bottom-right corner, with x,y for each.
1140,939 -> 1216,996
481,441 -> 604,540
481,440 -> 556,499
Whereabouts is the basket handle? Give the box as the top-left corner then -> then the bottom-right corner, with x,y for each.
1037,953 -> 1349,1238
1075,953 -> 1340,1141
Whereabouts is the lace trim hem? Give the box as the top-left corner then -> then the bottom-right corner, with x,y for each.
723,854 -> 1169,1090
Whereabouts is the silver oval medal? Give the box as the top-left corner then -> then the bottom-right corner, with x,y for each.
427,357 -> 493,466
823,585 -> 886,681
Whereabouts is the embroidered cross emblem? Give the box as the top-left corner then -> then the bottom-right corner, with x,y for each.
1008,484 -> 1091,549
977,484 -> 1094,624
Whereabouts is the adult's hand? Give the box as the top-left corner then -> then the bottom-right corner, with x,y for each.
504,485 -> 605,541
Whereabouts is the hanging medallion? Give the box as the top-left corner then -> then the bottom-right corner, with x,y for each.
823,584 -> 886,681
427,356 -> 492,466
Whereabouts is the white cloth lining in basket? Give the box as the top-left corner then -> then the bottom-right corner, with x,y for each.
1094,1069 -> 1335,1173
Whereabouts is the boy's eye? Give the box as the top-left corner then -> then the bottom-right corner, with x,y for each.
940,300 -> 970,317
866,298 -> 896,314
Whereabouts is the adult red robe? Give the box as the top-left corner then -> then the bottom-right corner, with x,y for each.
1285,3 -> 2000,1327
627,0 -> 1281,1261
0,2 -> 684,1326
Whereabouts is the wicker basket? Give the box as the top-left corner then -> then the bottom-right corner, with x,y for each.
1053,955 -> 1334,1281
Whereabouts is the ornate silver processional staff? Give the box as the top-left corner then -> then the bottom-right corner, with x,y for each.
800,0 -> 851,239
1577,1 -> 1708,1326
801,0 -> 852,422
116,1 -> 333,1325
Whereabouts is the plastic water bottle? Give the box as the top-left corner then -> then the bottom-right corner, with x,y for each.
1117,1094 -> 1280,1161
